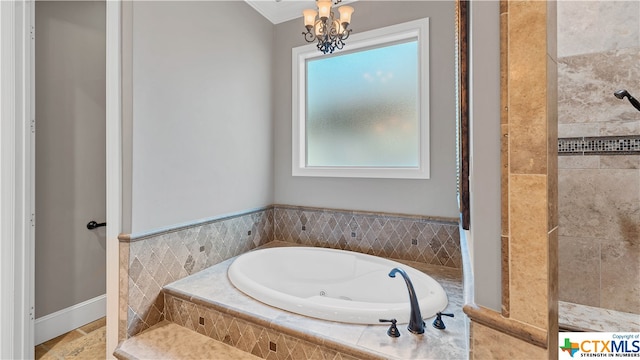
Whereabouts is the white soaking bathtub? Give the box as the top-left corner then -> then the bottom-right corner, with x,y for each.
227,247 -> 448,325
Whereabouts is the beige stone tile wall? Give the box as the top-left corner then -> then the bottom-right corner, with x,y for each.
121,209 -> 274,337
558,48 -> 640,132
273,206 -> 461,268
120,206 -> 463,340
470,323 -> 547,359
504,0 -> 558,335
468,0 -> 558,357
557,0 -> 640,315
119,242 -> 130,342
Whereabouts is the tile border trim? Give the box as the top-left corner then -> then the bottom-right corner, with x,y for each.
558,135 -> 640,156
119,205 -> 459,243
273,204 -> 459,224
118,206 -> 273,242
462,304 -> 547,349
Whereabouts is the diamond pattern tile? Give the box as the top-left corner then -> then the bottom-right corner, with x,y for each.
121,206 -> 460,338
124,208 -> 274,337
164,293 -> 361,360
273,207 -> 460,269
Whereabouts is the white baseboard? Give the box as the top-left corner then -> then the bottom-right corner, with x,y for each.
35,294 -> 106,345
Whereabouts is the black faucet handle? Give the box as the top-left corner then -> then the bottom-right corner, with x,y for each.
379,318 -> 401,338
432,312 -> 454,330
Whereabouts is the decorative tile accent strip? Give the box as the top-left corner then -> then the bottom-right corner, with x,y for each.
123,208 -> 274,337
558,135 -> 640,155
273,206 -> 461,268
164,293 -> 365,360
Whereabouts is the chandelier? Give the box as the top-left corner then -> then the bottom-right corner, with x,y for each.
302,0 -> 354,54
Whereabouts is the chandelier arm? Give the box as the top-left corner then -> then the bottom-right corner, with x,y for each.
303,30 -> 317,42
319,19 -> 327,36
328,20 -> 339,42
340,28 -> 352,41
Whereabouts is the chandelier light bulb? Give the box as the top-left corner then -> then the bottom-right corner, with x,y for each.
303,9 -> 318,28
338,5 -> 353,25
317,1 -> 332,19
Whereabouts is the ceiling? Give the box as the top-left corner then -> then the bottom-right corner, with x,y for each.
244,0 -> 357,25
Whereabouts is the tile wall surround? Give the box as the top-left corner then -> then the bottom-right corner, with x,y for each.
119,205 -> 462,340
120,207 -> 274,338
273,205 -> 461,269
558,47 -> 640,133
557,1 -> 639,59
467,1 -> 558,358
558,159 -> 640,314
557,0 -> 640,316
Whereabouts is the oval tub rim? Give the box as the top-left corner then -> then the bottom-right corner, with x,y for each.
227,246 -> 448,325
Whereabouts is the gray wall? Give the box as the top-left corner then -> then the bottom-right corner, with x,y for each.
468,0 -> 502,311
127,2 -> 274,234
35,1 -> 106,318
272,1 -> 459,218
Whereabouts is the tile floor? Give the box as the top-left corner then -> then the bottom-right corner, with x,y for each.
35,318 -> 106,360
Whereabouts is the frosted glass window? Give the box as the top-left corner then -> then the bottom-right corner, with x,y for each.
292,18 -> 430,179
306,41 -> 419,167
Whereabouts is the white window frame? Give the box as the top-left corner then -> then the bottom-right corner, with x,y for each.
292,17 -> 430,179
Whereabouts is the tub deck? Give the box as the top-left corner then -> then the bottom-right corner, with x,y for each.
162,241 -> 466,360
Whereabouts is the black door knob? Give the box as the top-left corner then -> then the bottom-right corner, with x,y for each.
86,221 -> 106,230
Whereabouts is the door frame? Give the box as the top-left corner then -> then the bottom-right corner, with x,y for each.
0,0 -> 34,358
0,0 -> 121,358
105,1 -> 122,357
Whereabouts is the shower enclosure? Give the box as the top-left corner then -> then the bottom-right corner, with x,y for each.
557,0 -> 640,331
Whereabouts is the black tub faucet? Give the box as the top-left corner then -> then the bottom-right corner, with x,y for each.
389,267 -> 425,334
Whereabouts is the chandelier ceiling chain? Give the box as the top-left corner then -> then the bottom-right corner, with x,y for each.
302,0 -> 354,54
